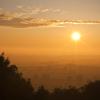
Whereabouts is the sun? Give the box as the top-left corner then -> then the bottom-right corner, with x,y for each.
71,32 -> 81,41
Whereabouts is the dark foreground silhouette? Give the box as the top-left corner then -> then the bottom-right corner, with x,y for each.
0,53 -> 100,100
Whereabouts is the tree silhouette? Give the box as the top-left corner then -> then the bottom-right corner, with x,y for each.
52,87 -> 81,100
82,80 -> 100,100
34,86 -> 49,100
0,53 -> 34,100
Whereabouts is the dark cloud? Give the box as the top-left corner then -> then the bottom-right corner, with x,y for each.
0,13 -> 100,28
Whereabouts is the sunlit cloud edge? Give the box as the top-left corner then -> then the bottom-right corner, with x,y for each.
0,13 -> 100,28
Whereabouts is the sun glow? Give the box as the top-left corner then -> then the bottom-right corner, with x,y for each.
71,32 -> 81,41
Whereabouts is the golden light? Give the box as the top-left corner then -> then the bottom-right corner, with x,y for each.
71,32 -> 81,41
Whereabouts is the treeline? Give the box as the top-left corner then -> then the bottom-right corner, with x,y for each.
0,52 -> 100,100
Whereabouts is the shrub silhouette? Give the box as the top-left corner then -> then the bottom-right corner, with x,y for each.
34,86 -> 49,100
81,80 -> 100,100
0,53 -> 34,100
51,87 -> 81,100
0,52 -> 100,100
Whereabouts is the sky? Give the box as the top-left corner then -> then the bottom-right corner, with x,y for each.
0,0 -> 100,62
0,0 -> 100,20
0,0 -> 100,89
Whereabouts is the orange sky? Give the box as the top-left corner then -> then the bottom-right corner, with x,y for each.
0,0 -> 100,89
0,23 -> 100,56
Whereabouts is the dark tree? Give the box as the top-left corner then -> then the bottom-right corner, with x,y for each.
34,86 -> 49,100
52,87 -> 81,100
82,80 -> 100,100
0,53 -> 34,100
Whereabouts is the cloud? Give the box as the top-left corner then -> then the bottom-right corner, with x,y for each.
0,14 -> 100,28
0,7 -> 100,28
17,5 -> 24,9
0,13 -> 60,28
16,5 -> 61,17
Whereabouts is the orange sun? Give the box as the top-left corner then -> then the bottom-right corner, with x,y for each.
71,32 -> 81,41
